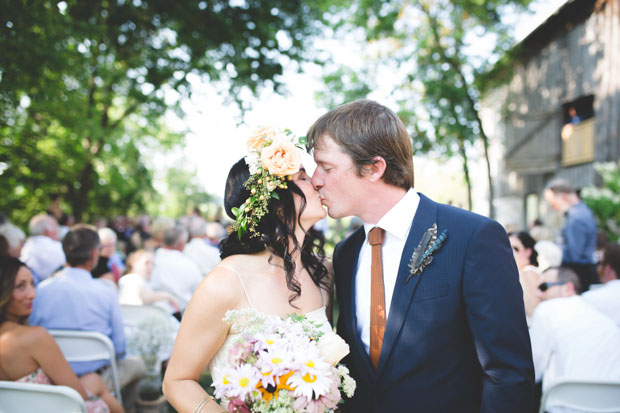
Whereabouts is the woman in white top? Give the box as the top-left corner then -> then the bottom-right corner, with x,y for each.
163,153 -> 333,413
509,231 -> 542,318
118,249 -> 180,314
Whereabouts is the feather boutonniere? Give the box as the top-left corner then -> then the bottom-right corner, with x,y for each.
406,223 -> 447,283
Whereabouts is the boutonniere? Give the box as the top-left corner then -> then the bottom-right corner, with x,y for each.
406,223 -> 447,283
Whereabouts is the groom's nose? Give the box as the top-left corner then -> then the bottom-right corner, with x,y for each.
311,170 -> 323,190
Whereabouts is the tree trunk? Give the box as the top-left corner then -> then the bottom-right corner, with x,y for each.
72,161 -> 95,222
457,136 -> 473,211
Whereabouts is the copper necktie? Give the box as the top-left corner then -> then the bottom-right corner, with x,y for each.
368,226 -> 386,370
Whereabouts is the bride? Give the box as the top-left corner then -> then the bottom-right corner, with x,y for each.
163,128 -> 334,413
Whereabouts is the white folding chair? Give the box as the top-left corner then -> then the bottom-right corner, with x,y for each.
121,304 -> 171,328
0,381 -> 86,413
539,378 -> 620,413
49,329 -> 122,405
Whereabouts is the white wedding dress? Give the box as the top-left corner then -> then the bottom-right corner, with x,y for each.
209,265 -> 333,389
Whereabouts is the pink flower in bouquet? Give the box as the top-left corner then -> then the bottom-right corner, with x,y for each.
228,340 -> 254,367
227,397 -> 250,413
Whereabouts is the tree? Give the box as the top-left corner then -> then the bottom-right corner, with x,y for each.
318,0 -> 533,216
582,162 -> 620,243
0,0 -> 339,225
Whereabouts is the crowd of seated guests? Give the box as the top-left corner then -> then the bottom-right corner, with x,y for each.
507,221 -> 620,412
0,210 -> 226,411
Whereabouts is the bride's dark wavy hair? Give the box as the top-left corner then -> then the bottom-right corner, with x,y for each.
219,158 -> 330,306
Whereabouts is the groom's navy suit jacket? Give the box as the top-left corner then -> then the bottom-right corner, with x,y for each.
334,194 -> 535,412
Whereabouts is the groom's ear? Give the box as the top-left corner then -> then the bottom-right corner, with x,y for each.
363,156 -> 387,182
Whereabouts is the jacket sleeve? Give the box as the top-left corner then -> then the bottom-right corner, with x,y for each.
462,219 -> 535,412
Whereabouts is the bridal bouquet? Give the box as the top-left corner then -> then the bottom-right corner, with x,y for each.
212,309 -> 356,413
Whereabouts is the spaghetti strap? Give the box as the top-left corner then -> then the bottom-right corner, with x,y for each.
218,265 -> 254,309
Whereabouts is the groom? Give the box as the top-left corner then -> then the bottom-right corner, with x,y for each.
307,100 -> 534,412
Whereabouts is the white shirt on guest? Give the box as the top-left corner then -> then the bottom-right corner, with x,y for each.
183,237 -> 220,276
582,279 -> 620,329
20,235 -> 66,284
150,248 -> 203,310
356,188 -> 420,353
529,296 -> 620,394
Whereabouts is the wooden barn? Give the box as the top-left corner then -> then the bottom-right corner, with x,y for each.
481,0 -> 620,229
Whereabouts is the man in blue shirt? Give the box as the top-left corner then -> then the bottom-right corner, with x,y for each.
544,179 -> 599,290
30,225 -> 145,408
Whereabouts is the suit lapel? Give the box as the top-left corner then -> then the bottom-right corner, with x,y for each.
376,193 -> 438,378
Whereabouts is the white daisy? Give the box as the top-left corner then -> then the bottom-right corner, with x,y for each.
227,363 -> 260,400
288,368 -> 333,401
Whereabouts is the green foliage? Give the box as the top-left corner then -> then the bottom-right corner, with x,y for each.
318,0 -> 533,215
0,0 -> 340,225
582,162 -> 620,242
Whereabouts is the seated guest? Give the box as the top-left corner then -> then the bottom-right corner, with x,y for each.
530,266 -> 620,403
92,228 -> 125,288
0,221 -> 26,258
150,226 -> 202,312
205,221 -> 226,247
20,214 -> 66,284
29,225 -> 145,410
0,255 -> 122,413
534,240 -> 562,273
118,249 -> 180,315
508,231 -> 541,318
183,217 -> 220,276
582,243 -> 620,329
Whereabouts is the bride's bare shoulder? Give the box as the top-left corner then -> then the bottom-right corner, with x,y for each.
195,255 -> 257,299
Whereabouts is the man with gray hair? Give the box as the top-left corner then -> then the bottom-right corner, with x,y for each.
544,179 -> 598,290
150,225 -> 203,312
20,213 -> 66,284
183,216 -> 220,276
0,221 -> 26,258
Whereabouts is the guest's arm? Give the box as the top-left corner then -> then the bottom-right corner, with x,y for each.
163,266 -> 242,413
139,284 -> 181,312
520,268 -> 541,317
463,219 -> 535,412
27,326 -> 89,400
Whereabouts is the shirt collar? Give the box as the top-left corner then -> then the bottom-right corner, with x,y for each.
62,267 -> 93,280
363,188 -> 420,241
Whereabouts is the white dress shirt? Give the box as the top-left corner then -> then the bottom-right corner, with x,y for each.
582,279 -> 620,329
183,237 -> 221,275
150,248 -> 203,310
20,235 -> 66,284
356,189 -> 420,353
529,296 -> 620,393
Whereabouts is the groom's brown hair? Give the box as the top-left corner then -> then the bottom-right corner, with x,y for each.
306,99 -> 414,190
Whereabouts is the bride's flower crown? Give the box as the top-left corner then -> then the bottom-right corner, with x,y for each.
231,126 -> 306,239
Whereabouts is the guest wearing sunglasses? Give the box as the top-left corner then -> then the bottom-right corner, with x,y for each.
529,266 -> 620,410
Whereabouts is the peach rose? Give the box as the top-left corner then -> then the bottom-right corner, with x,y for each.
260,139 -> 301,177
317,332 -> 350,366
247,126 -> 277,150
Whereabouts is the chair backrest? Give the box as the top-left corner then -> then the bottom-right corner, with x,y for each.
121,304 -> 171,328
0,381 -> 86,413
539,378 -> 620,413
49,329 -> 122,404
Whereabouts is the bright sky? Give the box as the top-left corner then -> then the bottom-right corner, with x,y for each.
158,0 -> 567,203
